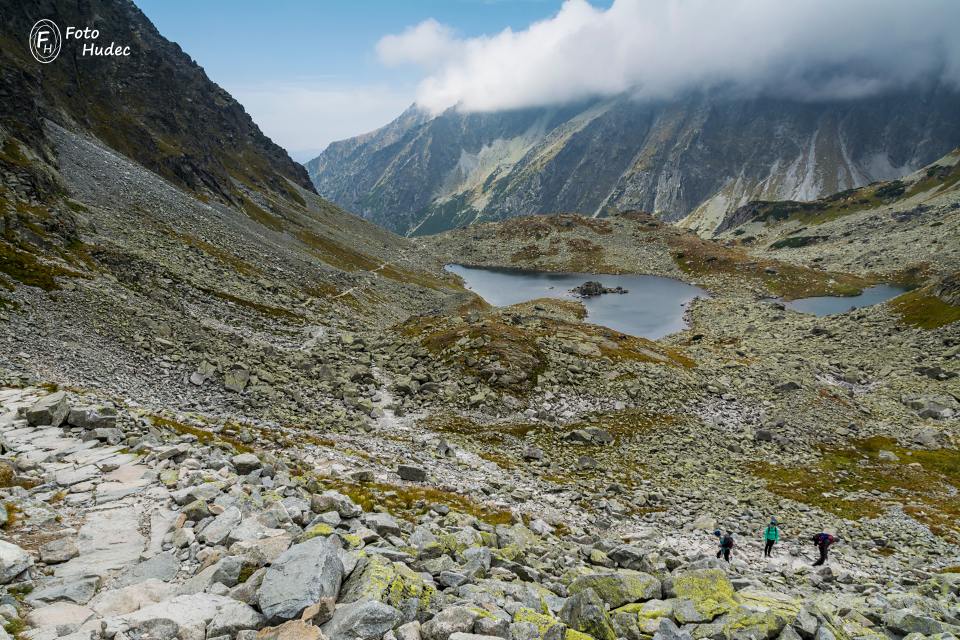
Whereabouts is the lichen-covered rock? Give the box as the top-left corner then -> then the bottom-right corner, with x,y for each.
663,569 -> 736,623
568,571 -> 661,608
513,608 -> 566,640
560,588 -> 617,640
722,606 -> 793,640
339,554 -> 436,614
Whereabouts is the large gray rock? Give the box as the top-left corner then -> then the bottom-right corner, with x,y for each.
653,618 -> 693,640
40,538 -> 79,564
311,490 -> 362,518
115,552 -> 180,587
232,453 -> 262,475
199,506 -> 242,545
321,600 -> 401,640
883,609 -> 944,636
0,539 -> 33,584
67,405 -> 117,429
422,607 -> 479,640
26,391 -> 70,426
104,594 -> 260,640
26,576 -> 100,605
258,535 -> 344,622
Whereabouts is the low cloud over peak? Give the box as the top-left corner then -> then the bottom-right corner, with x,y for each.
377,0 -> 960,114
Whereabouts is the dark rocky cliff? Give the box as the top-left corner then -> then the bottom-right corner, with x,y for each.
0,0 -> 314,204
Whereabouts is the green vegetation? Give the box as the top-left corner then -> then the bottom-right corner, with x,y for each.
243,198 -> 286,232
317,475 -> 514,526
0,240 -> 80,291
148,415 -> 253,454
175,231 -> 261,277
753,437 -> 960,542
667,232 -> 868,299
197,286 -> 305,323
769,235 -> 826,250
889,288 -> 960,329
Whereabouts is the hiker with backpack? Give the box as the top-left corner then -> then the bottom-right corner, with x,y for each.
763,517 -> 780,557
718,531 -> 735,562
812,532 -> 836,566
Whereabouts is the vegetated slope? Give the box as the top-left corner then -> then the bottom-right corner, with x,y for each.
711,147 -> 960,281
307,89 -> 960,236
0,0 -> 313,205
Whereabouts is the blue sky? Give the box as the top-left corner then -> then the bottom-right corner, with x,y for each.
135,1 -> 588,161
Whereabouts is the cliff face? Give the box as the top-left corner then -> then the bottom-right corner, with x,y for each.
306,89 -> 960,236
0,0 -> 314,204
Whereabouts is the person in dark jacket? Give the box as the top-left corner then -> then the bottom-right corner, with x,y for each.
763,517 -> 780,557
719,531 -> 735,562
812,532 -> 836,566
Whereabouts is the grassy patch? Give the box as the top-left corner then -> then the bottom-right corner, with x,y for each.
243,198 -> 286,232
667,232 -> 868,299
175,231 -> 261,277
149,415 -> 253,454
317,476 -> 513,526
769,235 -> 827,250
889,288 -> 960,329
0,240 -> 82,290
753,437 -> 960,542
198,286 -> 305,323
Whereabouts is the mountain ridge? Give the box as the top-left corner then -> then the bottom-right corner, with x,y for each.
306,88 -> 960,236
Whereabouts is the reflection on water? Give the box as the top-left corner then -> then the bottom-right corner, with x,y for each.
784,285 -> 908,316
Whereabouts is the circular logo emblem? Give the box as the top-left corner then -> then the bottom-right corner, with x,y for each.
29,19 -> 61,64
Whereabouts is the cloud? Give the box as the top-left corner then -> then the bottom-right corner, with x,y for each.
377,0 -> 960,114
376,19 -> 458,70
229,82 -> 414,161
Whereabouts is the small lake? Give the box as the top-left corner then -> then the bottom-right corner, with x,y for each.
784,284 -> 908,316
446,264 -> 708,339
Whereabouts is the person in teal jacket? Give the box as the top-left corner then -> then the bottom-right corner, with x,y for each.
763,517 -> 780,557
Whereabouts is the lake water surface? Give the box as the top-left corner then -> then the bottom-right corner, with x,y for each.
446,264 -> 708,339
784,284 -> 908,316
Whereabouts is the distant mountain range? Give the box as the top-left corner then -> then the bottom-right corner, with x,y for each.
306,88 -> 960,236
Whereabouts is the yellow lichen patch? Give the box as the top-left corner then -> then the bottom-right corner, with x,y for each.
753,437 -> 960,542
888,287 -> 960,329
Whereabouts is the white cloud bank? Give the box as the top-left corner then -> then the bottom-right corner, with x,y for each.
377,0 -> 960,113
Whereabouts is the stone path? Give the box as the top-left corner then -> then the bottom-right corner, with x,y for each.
0,388 -> 176,638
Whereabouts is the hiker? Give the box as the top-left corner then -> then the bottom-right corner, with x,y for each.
719,531 -> 735,562
812,532 -> 836,566
763,517 -> 780,557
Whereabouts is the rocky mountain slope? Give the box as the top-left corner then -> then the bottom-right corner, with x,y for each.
1,1 -> 959,639
306,89 -> 960,236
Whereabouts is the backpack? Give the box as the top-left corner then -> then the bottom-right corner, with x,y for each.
721,535 -> 735,549
814,533 -> 834,545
